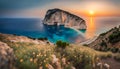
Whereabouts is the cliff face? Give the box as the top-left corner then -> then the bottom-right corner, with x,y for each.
43,8 -> 87,30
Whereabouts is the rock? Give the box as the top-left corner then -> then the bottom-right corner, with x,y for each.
55,61 -> 62,69
43,8 -> 87,30
61,57 -> 66,65
96,62 -> 103,69
39,66 -> 43,69
0,41 -> 15,69
51,54 -> 59,64
104,63 -> 110,69
47,64 -> 54,69
71,66 -> 76,69
51,54 -> 62,69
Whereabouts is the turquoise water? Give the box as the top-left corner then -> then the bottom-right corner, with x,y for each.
0,18 -> 85,43
0,17 -> 120,43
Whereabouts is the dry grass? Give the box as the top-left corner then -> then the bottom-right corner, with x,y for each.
0,40 -> 114,69
6,42 -> 114,69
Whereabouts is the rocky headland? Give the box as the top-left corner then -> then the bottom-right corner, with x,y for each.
43,8 -> 87,30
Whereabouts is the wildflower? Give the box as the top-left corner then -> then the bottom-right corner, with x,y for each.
33,52 -> 35,55
46,64 -> 48,67
46,58 -> 48,60
37,54 -> 39,57
44,54 -> 46,57
39,66 -> 43,69
30,58 -> 33,62
34,58 -> 38,63
20,59 -> 23,62
51,54 -> 58,63
39,53 -> 41,56
62,57 -> 66,65
44,60 -> 46,62
74,56 -> 76,58
67,62 -> 70,64
47,64 -> 54,69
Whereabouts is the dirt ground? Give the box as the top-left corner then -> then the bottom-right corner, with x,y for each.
102,58 -> 120,69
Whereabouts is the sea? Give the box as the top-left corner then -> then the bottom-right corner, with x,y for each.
0,17 -> 120,43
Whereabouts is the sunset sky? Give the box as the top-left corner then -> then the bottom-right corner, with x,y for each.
0,0 -> 120,18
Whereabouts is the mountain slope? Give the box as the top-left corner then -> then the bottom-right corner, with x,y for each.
89,25 -> 120,53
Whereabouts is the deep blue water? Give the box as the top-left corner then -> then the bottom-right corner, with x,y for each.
0,18 -> 85,43
0,17 -> 120,43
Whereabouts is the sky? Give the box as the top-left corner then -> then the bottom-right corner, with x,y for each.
0,0 -> 120,18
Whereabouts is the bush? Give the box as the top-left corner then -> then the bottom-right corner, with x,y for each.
111,47 -> 119,53
38,37 -> 48,40
108,30 -> 120,44
64,48 -> 92,69
56,40 -> 69,49
28,37 -> 48,40
114,54 -> 120,62
83,44 -> 88,46
100,40 -> 107,47
100,32 -> 107,36
107,54 -> 112,58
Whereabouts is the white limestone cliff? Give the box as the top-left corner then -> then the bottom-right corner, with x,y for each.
43,8 -> 87,30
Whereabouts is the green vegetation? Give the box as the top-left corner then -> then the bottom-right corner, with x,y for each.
83,44 -> 88,46
100,26 -> 120,44
100,40 -> 107,47
100,32 -> 107,36
111,47 -> 119,53
56,40 -> 69,49
9,42 -> 54,69
114,53 -> 120,62
108,31 -> 120,44
28,37 -> 48,41
0,39 -> 113,69
100,26 -> 118,36
63,46 -> 93,69
0,33 -> 119,69
38,37 -> 48,40
95,26 -> 120,53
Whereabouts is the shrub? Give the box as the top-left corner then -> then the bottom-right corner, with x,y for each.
108,31 -> 120,44
100,40 -> 107,47
56,40 -> 69,49
38,37 -> 48,40
28,37 -> 48,40
107,54 -> 112,58
99,54 -> 108,59
111,47 -> 119,53
56,40 -> 62,47
114,54 -> 120,62
100,32 -> 107,36
83,44 -> 88,46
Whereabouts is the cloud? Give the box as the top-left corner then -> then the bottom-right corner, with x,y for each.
0,0 -> 53,10
0,0 -> 120,17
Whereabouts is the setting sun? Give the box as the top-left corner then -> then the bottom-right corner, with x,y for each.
89,10 -> 94,15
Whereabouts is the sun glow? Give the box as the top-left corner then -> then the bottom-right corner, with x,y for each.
89,10 -> 94,15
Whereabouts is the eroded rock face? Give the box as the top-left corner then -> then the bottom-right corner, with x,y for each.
0,41 -> 15,69
43,8 -> 87,30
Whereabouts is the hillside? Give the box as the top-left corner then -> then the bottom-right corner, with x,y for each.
0,33 -> 120,69
89,25 -> 120,53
